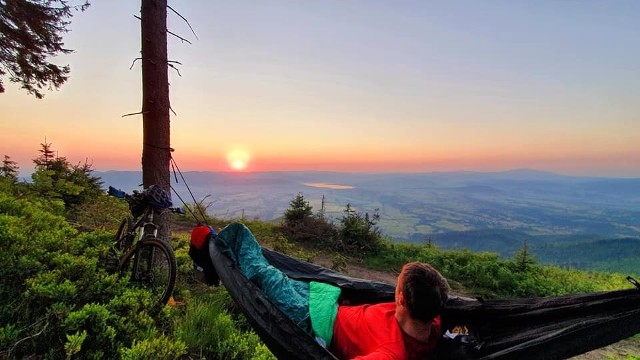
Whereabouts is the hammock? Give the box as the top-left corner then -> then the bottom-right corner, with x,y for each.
204,233 -> 640,360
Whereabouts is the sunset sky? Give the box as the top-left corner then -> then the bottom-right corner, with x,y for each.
1,1 -> 639,177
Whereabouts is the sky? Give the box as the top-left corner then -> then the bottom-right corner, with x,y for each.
1,1 -> 639,177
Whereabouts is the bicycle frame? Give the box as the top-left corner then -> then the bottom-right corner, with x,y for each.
118,206 -> 158,250
137,207 -> 159,241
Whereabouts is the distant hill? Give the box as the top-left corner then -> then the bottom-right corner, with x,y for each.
533,237 -> 640,275
429,230 -> 640,274
422,229 -> 535,257
97,169 -> 640,272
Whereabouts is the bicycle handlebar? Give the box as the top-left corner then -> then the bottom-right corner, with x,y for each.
108,186 -> 128,199
107,186 -> 185,215
168,207 -> 186,215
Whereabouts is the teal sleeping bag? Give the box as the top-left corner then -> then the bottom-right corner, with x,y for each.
215,222 -> 312,332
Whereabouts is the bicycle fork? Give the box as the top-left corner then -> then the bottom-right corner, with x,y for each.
131,245 -> 157,282
131,211 -> 160,282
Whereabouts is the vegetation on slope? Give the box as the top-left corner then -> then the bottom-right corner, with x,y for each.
0,148 -> 637,359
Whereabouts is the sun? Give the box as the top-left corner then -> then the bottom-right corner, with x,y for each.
226,149 -> 250,171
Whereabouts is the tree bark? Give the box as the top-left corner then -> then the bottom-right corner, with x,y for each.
141,0 -> 171,242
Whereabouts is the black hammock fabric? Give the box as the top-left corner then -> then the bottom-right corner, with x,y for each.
206,239 -> 640,360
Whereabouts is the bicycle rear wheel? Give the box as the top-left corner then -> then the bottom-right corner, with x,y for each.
119,239 -> 177,307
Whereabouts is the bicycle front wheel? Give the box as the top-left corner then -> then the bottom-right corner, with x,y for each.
119,239 -> 177,307
115,216 -> 133,252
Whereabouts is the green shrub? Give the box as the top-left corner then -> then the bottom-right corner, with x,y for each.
335,204 -> 384,256
64,330 -> 87,359
175,292 -> 274,360
331,253 -> 349,272
281,215 -> 338,247
67,195 -> 129,232
0,187 -> 182,359
119,336 -> 187,360
281,195 -> 382,256
31,142 -> 103,211
364,242 -> 630,298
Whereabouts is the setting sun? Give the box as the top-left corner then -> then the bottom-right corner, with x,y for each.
226,149 -> 250,171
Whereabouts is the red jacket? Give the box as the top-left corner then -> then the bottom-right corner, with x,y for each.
330,302 -> 441,360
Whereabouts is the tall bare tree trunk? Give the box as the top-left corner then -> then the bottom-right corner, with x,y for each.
141,0 -> 171,242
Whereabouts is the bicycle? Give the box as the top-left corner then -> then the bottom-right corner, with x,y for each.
108,185 -> 183,307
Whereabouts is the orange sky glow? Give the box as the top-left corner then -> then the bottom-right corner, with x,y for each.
1,1 -> 639,177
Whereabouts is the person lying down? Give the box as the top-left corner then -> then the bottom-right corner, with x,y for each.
189,222 -> 450,360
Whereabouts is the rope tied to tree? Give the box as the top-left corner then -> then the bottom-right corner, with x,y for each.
168,153 -> 208,225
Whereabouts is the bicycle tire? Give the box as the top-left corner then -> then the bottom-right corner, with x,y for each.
119,239 -> 177,307
115,216 -> 134,253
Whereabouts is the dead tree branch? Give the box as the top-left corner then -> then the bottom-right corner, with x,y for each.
9,319 -> 48,358
168,62 -> 182,76
122,111 -> 149,117
168,30 -> 192,44
168,5 -> 199,40
130,57 -> 142,69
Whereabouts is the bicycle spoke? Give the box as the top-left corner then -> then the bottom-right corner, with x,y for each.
119,239 -> 176,307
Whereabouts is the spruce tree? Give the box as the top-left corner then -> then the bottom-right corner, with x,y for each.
0,0 -> 89,98
31,141 -> 102,208
0,155 -> 19,181
33,140 -> 56,170
284,193 -> 313,225
514,239 -> 536,272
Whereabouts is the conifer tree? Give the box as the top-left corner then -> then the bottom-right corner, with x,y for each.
0,155 -> 19,180
33,139 -> 56,170
31,141 -> 102,208
514,239 -> 536,272
339,204 -> 382,254
0,0 -> 89,98
284,193 -> 313,225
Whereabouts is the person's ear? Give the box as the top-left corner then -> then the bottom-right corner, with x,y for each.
396,289 -> 404,306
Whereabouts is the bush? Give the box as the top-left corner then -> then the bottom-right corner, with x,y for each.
281,215 -> 338,247
281,195 -> 383,256
119,336 -> 187,360
175,292 -> 275,360
67,194 -> 129,232
364,242 -> 630,298
1,178 -> 279,359
336,204 -> 384,256
0,187 -> 180,359
31,142 -> 103,211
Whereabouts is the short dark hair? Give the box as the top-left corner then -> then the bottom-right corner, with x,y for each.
400,262 -> 450,323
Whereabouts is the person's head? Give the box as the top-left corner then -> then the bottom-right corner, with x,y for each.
396,262 -> 450,323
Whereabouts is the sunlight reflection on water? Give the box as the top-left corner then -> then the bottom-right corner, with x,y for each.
303,182 -> 355,190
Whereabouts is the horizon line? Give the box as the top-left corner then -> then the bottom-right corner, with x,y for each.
85,168 -> 640,180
